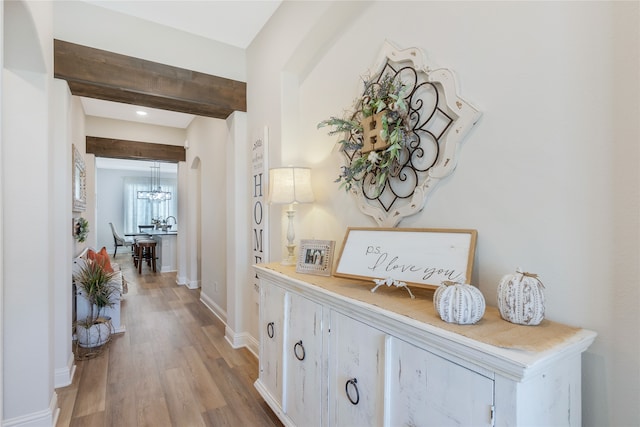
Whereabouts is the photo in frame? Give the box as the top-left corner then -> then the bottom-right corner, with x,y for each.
296,239 -> 336,276
333,227 -> 477,289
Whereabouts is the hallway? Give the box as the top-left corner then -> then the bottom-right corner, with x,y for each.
56,253 -> 281,426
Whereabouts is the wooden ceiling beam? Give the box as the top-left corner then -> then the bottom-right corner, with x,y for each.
54,39 -> 246,119
86,136 -> 186,162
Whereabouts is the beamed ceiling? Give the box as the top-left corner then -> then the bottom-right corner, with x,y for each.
54,39 -> 246,120
54,39 -> 248,162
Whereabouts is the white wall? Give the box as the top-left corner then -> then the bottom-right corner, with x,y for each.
70,100 -> 88,256
225,112 -> 254,351
248,2 -> 639,426
186,117 -> 229,315
52,78 -> 86,398
2,0 -> 57,424
1,3 -> 4,423
52,79 -> 74,392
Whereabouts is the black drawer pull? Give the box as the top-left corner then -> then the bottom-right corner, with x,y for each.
345,378 -> 360,405
293,340 -> 306,361
266,322 -> 275,339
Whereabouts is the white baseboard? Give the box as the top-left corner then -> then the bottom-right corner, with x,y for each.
199,292 -> 227,325
176,276 -> 199,289
224,325 -> 259,358
54,353 -> 76,388
199,294 -> 258,359
4,393 -> 57,427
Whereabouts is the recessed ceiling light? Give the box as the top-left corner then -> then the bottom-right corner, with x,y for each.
136,110 -> 148,116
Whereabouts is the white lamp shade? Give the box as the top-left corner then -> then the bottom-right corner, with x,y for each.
268,167 -> 314,204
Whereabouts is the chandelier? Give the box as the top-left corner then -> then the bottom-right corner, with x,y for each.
137,162 -> 172,201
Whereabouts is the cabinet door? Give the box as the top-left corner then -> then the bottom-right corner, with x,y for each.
329,311 -> 386,427
284,292 -> 323,427
258,281 -> 286,406
388,338 -> 494,427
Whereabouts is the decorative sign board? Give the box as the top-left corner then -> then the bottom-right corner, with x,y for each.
251,126 -> 269,278
334,227 -> 477,289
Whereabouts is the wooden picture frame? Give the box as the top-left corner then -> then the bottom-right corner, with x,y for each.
72,144 -> 87,212
333,227 -> 477,289
296,239 -> 336,276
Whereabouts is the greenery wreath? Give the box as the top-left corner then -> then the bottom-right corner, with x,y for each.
318,73 -> 412,196
75,217 -> 89,243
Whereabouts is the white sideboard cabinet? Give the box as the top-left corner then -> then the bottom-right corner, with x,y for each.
254,264 -> 596,427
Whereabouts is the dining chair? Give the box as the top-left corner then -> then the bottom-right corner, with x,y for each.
109,222 -> 134,257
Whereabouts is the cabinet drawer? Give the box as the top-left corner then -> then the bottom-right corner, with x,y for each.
329,311 -> 386,427
284,292 -> 323,427
258,281 -> 286,406
388,337 -> 494,427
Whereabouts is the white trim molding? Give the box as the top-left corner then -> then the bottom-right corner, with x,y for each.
224,325 -> 259,358
54,353 -> 76,389
200,293 -> 227,325
3,393 -> 58,427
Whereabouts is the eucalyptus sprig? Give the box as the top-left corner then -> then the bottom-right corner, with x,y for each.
316,117 -> 362,151
319,72 -> 411,196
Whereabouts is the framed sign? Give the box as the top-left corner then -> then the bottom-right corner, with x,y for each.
334,228 -> 477,289
251,126 -> 269,269
296,239 -> 335,276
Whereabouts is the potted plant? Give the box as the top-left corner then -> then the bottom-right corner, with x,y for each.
73,260 -> 118,348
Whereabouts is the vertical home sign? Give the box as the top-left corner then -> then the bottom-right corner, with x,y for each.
252,127 -> 269,289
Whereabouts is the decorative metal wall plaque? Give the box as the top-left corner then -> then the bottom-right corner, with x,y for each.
319,41 -> 481,227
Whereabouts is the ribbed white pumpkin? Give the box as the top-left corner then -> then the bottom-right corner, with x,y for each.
497,269 -> 545,326
433,281 -> 485,325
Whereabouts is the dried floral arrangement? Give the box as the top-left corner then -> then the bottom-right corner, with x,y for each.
318,73 -> 413,196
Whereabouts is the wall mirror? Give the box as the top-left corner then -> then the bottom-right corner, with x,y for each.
72,144 -> 86,212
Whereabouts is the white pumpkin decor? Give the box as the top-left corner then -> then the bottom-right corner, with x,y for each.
433,281 -> 486,325
497,269 -> 545,326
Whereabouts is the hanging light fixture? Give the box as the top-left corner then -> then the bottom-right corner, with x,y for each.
137,162 -> 172,201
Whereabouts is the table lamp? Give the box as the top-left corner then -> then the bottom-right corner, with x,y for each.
268,167 -> 315,265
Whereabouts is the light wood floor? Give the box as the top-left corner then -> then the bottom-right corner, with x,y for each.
56,253 -> 282,427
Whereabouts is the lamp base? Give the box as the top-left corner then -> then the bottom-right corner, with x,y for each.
281,243 -> 296,266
